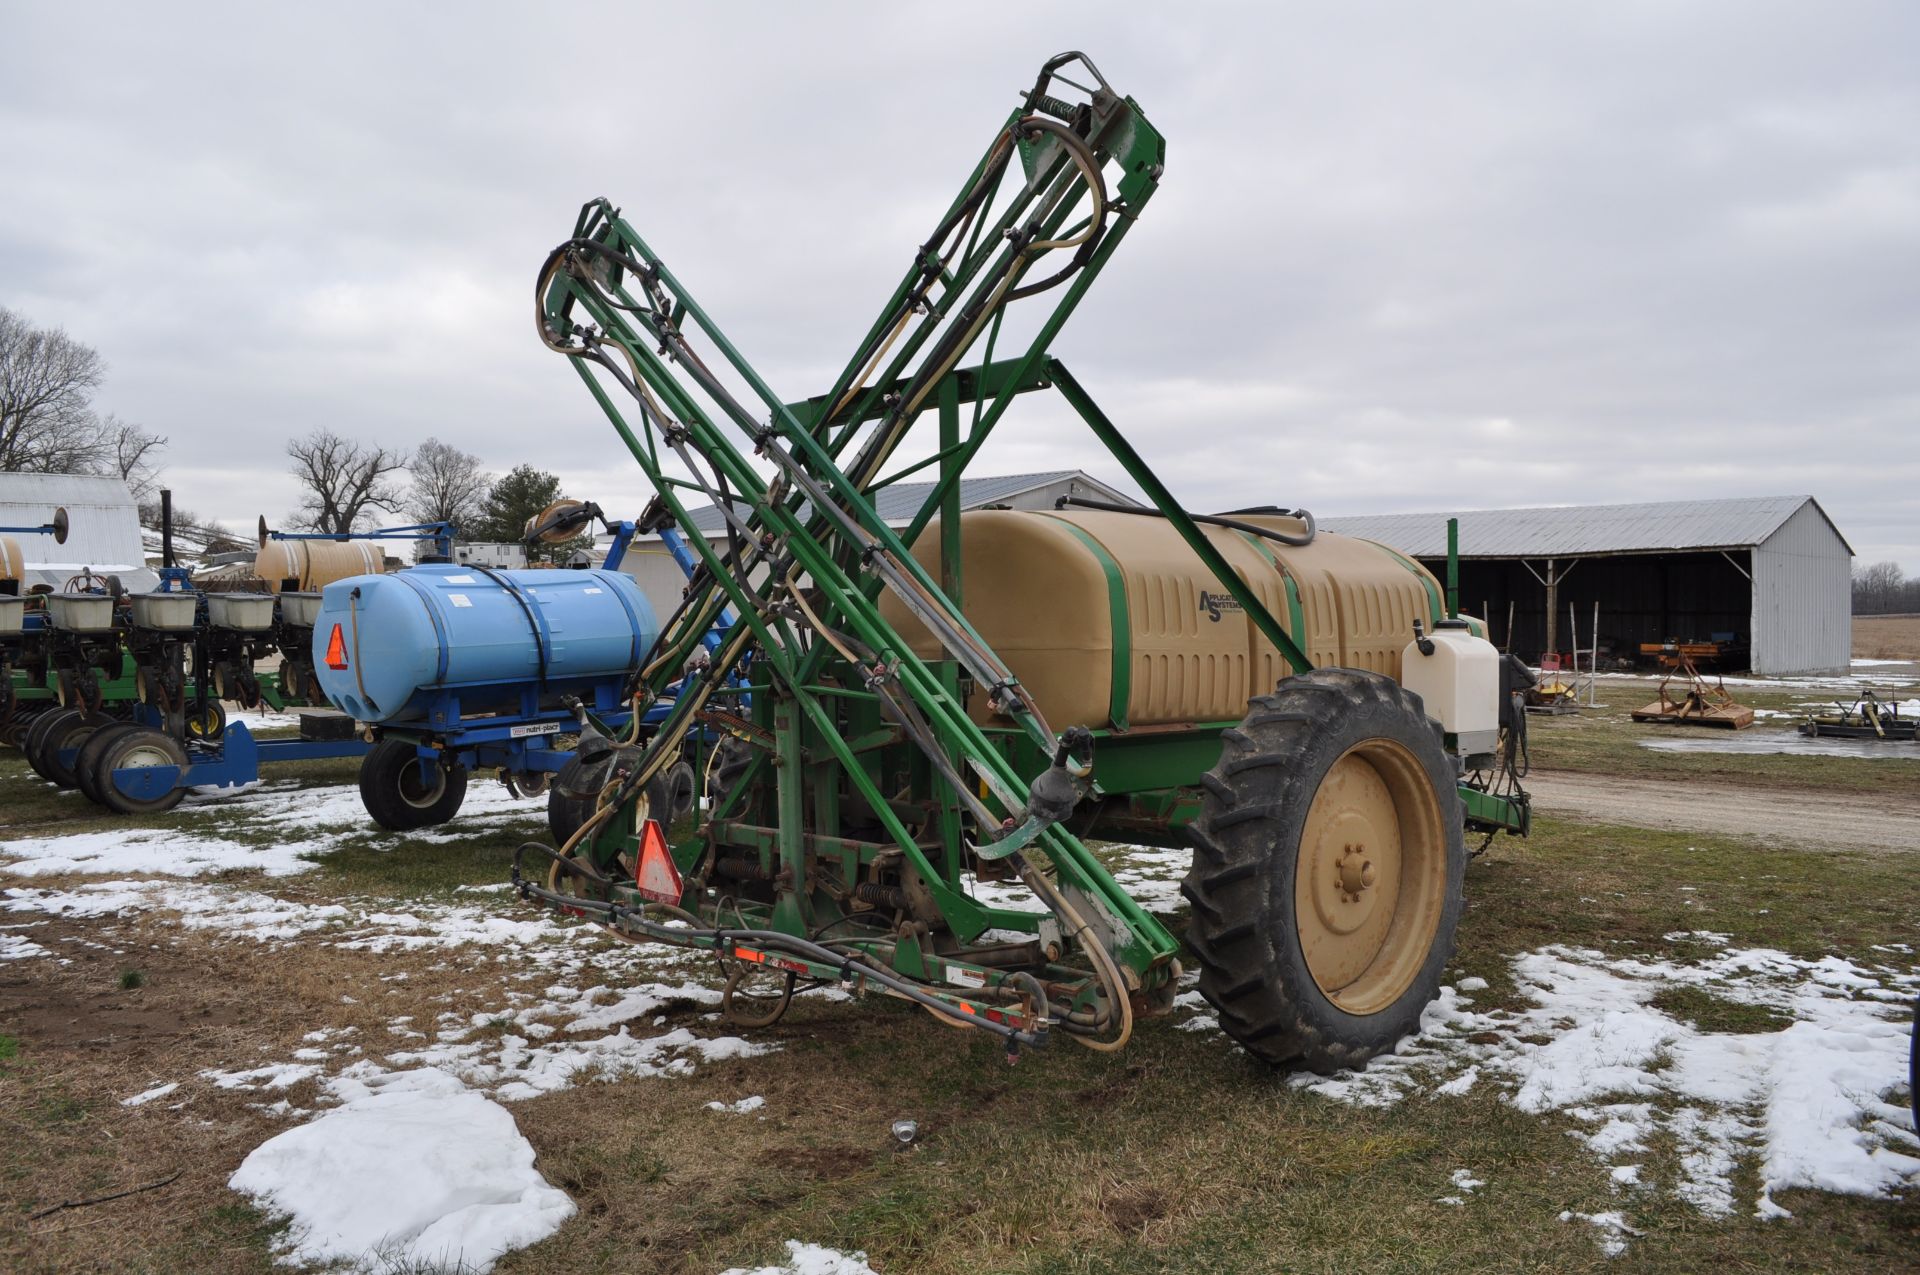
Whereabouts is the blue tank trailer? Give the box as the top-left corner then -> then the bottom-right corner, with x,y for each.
309,503 -> 727,831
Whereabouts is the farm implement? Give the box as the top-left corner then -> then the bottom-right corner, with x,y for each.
494,52 -> 1531,1069
1632,646 -> 1755,730
2,506 -> 144,745
1799,691 -> 1916,742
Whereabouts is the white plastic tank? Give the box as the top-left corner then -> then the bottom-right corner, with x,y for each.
1401,618 -> 1501,755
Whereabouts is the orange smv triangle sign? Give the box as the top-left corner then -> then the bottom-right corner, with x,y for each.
635,819 -> 682,905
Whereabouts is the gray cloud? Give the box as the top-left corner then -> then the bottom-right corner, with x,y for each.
2,3 -> 1914,567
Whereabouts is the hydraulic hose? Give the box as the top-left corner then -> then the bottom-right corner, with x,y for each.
511,842 -> 1048,1048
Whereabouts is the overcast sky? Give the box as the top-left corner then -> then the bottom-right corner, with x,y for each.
3,3 -> 1914,570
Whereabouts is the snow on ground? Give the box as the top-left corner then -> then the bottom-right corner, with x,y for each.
0,929 -> 52,960
1593,669 -> 1917,693
965,844 -> 1190,919
229,1067 -> 575,1274
708,1095 -> 767,1115
3,776 -> 546,880
718,1240 -> 881,1275
1264,942 -> 1920,1251
11,769 -> 1919,1261
2,779 -> 784,1270
1640,732 -> 1920,761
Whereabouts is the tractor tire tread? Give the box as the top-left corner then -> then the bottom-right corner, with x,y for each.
1181,667 -> 1465,1074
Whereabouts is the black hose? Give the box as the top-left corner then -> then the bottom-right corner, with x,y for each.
1053,495 -> 1317,547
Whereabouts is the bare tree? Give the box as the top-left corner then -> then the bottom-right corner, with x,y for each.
104,413 -> 167,499
0,307 -> 167,495
286,429 -> 410,535
0,306 -> 107,472
138,498 -> 245,559
406,437 -> 491,537
1852,561 -> 1906,616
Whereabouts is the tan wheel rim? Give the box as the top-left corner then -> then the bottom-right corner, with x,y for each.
1294,739 -> 1447,1015
396,760 -> 446,808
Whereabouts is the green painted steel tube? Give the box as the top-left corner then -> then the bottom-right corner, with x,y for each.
1446,516 -> 1460,619
1051,362 -> 1313,675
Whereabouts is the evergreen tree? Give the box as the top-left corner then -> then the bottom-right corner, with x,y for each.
474,465 -> 591,564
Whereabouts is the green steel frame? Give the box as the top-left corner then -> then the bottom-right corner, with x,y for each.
520,53 -> 1527,1052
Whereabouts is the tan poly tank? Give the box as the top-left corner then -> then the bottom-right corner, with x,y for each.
0,536 -> 23,589
252,538 -> 387,593
878,509 -> 1444,731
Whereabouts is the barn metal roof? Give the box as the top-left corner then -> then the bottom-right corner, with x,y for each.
674,470 -> 1135,535
0,472 -> 158,591
1319,495 -> 1849,560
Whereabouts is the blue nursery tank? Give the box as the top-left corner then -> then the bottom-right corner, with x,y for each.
310,563 -> 657,724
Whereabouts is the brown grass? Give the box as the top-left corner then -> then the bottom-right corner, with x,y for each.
3,737 -> 1919,1272
1855,614 -> 1920,661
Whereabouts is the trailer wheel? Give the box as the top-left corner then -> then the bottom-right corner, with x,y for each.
1183,667 -> 1465,1073
23,707 -> 79,780
0,703 -> 44,749
547,754 -> 600,848
185,697 -> 226,741
38,709 -> 121,790
652,760 -> 696,825
96,728 -> 189,815
359,738 -> 468,830
75,723 -> 141,805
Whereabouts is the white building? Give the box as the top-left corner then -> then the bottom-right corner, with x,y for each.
0,472 -> 157,593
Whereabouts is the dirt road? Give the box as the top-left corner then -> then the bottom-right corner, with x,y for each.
1524,771 -> 1919,853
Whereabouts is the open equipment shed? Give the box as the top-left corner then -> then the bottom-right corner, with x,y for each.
1320,495 -> 1852,675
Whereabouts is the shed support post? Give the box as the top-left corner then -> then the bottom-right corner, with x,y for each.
1545,557 -> 1557,659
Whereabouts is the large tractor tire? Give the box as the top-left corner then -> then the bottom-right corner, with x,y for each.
359,738 -> 468,831
1183,667 -> 1465,1073
95,728 -> 190,815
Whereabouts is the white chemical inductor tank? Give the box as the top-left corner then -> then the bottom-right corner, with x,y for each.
1400,618 -> 1501,756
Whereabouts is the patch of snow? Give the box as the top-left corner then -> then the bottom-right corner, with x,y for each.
1559,1208 -> 1640,1258
718,1240 -> 881,1275
0,780 -> 548,883
1456,976 -> 1488,992
1282,944 -> 1920,1219
202,1063 -> 322,1091
0,828 -> 328,879
0,932 -> 51,960
121,1081 -> 180,1107
229,1068 -> 573,1274
707,1095 -> 766,1115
